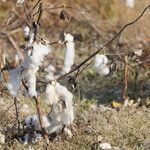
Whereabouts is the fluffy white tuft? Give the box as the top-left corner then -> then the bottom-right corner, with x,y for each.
31,42 -> 51,66
45,65 -> 55,81
22,42 -> 51,97
25,64 -> 39,97
16,0 -> 25,5
93,54 -> 110,76
55,83 -> 74,125
7,66 -> 23,97
62,33 -> 75,74
23,25 -> 30,39
126,0 -> 134,8
46,83 -> 59,105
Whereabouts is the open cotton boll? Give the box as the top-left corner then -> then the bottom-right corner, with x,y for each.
31,43 -> 51,66
94,54 -> 110,76
7,66 -> 23,97
55,83 -> 74,125
25,64 -> 39,97
126,0 -> 134,8
23,25 -> 30,39
94,54 -> 108,68
62,33 -> 75,74
98,65 -> 110,76
16,0 -> 25,5
25,114 -> 50,131
45,65 -> 55,81
46,84 -> 59,105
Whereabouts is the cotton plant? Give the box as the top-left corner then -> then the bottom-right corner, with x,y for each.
62,33 -> 75,74
93,54 -> 110,76
25,82 -> 75,135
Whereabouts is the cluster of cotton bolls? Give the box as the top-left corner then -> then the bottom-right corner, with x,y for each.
20,81 -> 74,144
45,81 -> 74,134
93,54 -> 110,76
5,18 -> 75,143
7,25 -> 51,97
23,42 -> 51,97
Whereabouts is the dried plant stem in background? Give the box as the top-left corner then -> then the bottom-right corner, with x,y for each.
14,97 -> 20,133
33,96 -> 48,141
122,55 -> 128,100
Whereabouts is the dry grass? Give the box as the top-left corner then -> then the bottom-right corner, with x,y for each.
0,94 -> 150,150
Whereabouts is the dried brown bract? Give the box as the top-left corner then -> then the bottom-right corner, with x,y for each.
60,9 -> 70,21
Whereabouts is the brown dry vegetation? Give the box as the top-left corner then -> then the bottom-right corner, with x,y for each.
0,0 -> 150,149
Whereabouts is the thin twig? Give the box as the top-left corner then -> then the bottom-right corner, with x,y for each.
122,55 -> 128,100
14,97 -> 20,133
33,96 -> 48,141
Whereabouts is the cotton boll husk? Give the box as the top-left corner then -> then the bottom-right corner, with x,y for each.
62,33 -> 75,74
45,65 -> 55,81
7,66 -> 23,97
126,0 -> 134,8
46,84 -> 59,105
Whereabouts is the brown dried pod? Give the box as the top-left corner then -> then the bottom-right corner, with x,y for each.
60,9 -> 70,21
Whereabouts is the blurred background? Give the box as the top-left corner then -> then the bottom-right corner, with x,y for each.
0,0 -> 149,103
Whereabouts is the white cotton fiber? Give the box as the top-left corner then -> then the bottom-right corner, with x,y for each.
25,64 -> 39,97
46,83 -> 59,105
62,33 -> 75,74
45,82 -> 74,134
93,54 -> 110,76
22,42 -> 51,97
23,25 -> 30,39
16,0 -> 25,5
31,42 -> 51,66
55,83 -> 74,125
45,65 -> 55,81
7,66 -> 23,97
25,114 -> 50,131
126,0 -> 134,8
